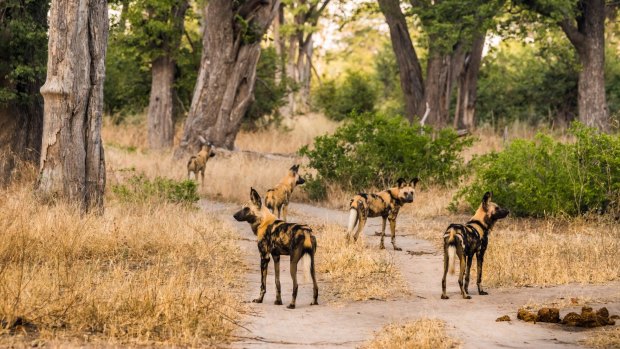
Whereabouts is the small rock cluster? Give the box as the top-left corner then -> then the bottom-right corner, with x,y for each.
509,306 -> 618,327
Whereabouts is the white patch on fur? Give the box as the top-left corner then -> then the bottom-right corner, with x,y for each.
347,208 -> 358,233
448,246 -> 456,275
302,253 -> 311,282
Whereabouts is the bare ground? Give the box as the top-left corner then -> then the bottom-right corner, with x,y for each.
200,200 -> 620,349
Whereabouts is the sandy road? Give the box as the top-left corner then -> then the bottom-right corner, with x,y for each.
200,200 -> 620,349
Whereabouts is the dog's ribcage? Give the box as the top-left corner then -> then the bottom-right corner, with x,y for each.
444,222 -> 487,255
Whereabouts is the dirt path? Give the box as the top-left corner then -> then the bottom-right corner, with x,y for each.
201,200 -> 620,349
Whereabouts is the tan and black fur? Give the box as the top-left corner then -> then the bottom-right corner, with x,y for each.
264,164 -> 305,221
441,191 -> 509,300
347,178 -> 419,250
187,137 -> 215,187
234,188 -> 318,309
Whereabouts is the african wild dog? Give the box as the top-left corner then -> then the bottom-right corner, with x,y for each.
441,191 -> 509,300
233,188 -> 318,309
347,178 -> 419,250
187,136 -> 215,187
264,164 -> 305,221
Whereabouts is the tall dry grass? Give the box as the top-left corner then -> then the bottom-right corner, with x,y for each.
314,224 -> 409,302
362,319 -> 460,349
0,187 -> 245,346
582,326 -> 620,349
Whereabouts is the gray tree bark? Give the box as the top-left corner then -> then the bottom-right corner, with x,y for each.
38,0 -> 108,213
147,0 -> 188,149
378,0 -> 426,123
453,33 -> 485,130
176,0 -> 281,154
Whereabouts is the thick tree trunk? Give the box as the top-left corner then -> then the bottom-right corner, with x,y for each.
378,0 -> 425,123
453,34 -> 485,130
424,48 -> 453,128
146,1 -> 188,149
148,56 -> 175,149
273,3 -> 285,84
296,35 -> 313,114
176,0 -> 281,154
38,0 -> 108,213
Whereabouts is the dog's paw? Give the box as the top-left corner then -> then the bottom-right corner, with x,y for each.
393,246 -> 402,251
274,299 -> 283,305
252,298 -> 263,303
379,244 -> 385,250
441,295 -> 449,300
479,291 -> 488,295
310,301 -> 319,306
286,304 -> 296,309
464,295 -> 472,299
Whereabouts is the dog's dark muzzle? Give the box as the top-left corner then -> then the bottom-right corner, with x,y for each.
233,210 -> 245,221
403,194 -> 414,203
297,177 -> 306,185
495,208 -> 510,219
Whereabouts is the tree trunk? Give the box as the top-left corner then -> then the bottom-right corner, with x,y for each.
378,0 -> 425,123
296,34 -> 313,114
424,47 -> 453,128
147,1 -> 188,149
273,3 -> 285,84
176,0 -> 281,154
564,0 -> 608,131
453,33 -> 485,130
148,56 -> 175,149
38,0 -> 108,213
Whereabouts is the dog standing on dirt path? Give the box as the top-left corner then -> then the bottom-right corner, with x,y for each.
441,191 -> 509,300
265,164 -> 305,221
187,136 -> 215,187
347,178 -> 419,250
233,188 -> 318,309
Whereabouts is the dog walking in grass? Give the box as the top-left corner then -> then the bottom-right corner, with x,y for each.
234,188 -> 318,309
441,191 -> 509,300
264,164 -> 305,221
187,136 -> 215,187
347,178 -> 419,250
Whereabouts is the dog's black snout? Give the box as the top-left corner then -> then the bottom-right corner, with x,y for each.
233,211 -> 243,221
297,177 -> 306,185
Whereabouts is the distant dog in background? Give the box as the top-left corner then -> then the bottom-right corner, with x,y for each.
233,188 -> 318,309
265,164 -> 305,221
347,178 -> 419,250
441,191 -> 509,300
187,136 -> 215,187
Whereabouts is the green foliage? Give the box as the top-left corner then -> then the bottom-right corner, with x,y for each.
477,36 -> 579,125
0,0 -> 49,106
373,42 -> 405,117
303,174 -> 328,202
243,46 -> 286,129
455,123 -> 620,217
312,71 -> 378,121
299,113 -> 473,191
112,174 -> 199,205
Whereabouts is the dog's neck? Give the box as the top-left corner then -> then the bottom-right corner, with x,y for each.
387,187 -> 403,206
470,207 -> 493,236
279,174 -> 297,192
250,207 -> 277,236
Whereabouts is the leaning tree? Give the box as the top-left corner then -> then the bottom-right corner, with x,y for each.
37,0 -> 109,212
176,0 -> 281,155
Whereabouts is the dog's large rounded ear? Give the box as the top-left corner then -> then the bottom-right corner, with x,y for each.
411,177 -> 420,188
290,164 -> 300,172
250,187 -> 262,209
482,191 -> 492,210
397,178 -> 406,188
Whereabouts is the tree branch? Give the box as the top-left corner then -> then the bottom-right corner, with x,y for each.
558,18 -> 586,51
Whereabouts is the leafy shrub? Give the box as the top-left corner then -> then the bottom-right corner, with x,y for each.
299,113 -> 473,192
455,123 -> 620,217
112,174 -> 199,205
312,71 -> 377,121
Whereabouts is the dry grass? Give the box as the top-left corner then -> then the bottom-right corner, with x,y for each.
582,326 -> 620,349
362,319 -> 460,349
0,187 -> 245,346
313,223 -> 409,302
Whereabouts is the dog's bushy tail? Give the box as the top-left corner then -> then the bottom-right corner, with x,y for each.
446,228 -> 457,275
302,253 -> 311,282
347,208 -> 358,234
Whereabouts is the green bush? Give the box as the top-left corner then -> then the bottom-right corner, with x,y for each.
112,174 -> 199,205
312,71 -> 377,121
455,123 -> 620,217
299,113 -> 473,192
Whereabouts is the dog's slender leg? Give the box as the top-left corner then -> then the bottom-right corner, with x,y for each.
282,203 -> 288,222
464,254 -> 473,294
253,257 -> 269,303
200,169 -> 205,188
458,250 -> 471,299
441,244 -> 450,299
310,251 -> 319,305
476,251 -> 488,295
273,255 -> 283,305
389,217 -> 401,251
288,251 -> 301,309
379,217 -> 387,249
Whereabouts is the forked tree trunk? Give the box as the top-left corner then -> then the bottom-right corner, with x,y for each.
378,0 -> 425,123
424,48 -> 453,128
147,1 -> 188,149
38,0 -> 108,213
453,34 -> 485,130
176,0 -> 281,154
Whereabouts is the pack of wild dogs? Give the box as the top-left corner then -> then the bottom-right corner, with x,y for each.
189,146 -> 509,309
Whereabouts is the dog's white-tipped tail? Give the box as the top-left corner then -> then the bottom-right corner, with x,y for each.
448,246 -> 456,275
302,253 -> 311,282
347,208 -> 358,233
